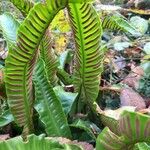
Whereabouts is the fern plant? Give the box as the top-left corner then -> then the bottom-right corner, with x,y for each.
4,0 -> 69,135
0,134 -> 83,150
67,3 -> 103,112
1,0 -> 104,138
96,111 -> 150,150
0,0 -> 150,149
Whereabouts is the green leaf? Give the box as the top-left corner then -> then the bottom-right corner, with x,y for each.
0,134 -> 82,150
102,14 -> 142,37
57,68 -> 73,85
59,50 -> 74,70
5,1 -> 68,134
54,86 -> 78,115
143,42 -> 150,55
40,29 -> 59,86
134,143 -> 150,150
0,13 -> 20,47
10,1 -> 59,87
69,0 -> 94,3
67,2 -> 103,108
96,127 -> 125,150
33,59 -> 71,138
0,110 -> 14,127
96,111 -> 150,150
100,107 -> 136,135
9,0 -> 34,16
57,50 -> 74,85
130,16 -> 149,34
70,119 -> 96,140
119,111 -> 150,143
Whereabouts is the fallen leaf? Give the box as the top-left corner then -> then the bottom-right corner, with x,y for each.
112,56 -> 126,72
143,97 -> 150,108
120,88 -> 146,110
0,51 -> 8,59
122,66 -> 144,89
143,42 -> 150,55
0,134 -> 10,141
47,137 -> 71,144
130,16 -> 149,34
114,42 -> 131,51
138,108 -> 150,114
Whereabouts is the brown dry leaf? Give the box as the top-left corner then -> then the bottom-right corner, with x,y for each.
0,38 -> 5,52
138,108 -> 150,114
125,47 -> 142,57
47,137 -> 71,144
120,88 -> 146,110
112,56 -> 126,73
121,66 -> 144,89
0,134 -> 10,141
143,97 -> 150,108
0,51 -> 8,59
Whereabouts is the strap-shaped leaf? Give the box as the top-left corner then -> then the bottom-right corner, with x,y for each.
5,1 -> 68,134
102,14 -> 141,37
57,68 -> 73,85
134,143 -> 150,150
0,13 -> 20,47
40,30 -> 58,86
10,0 -> 59,86
0,134 -> 82,150
96,111 -> 150,150
57,50 -> 74,85
96,127 -> 125,150
33,59 -> 71,138
67,3 -> 103,105
100,114 -> 120,135
119,111 -> 150,143
100,107 -> 136,136
54,86 -> 78,115
9,0 -> 34,16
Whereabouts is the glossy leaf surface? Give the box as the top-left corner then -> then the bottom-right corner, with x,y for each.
67,2 -> 103,105
33,59 -> 71,138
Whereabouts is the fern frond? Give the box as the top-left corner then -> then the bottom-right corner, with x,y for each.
40,30 -> 58,86
102,14 -> 141,37
67,2 -> 103,107
9,0 -> 34,16
5,1 -> 68,134
33,59 -> 71,138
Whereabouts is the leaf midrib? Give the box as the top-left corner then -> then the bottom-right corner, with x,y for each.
72,4 -> 85,87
